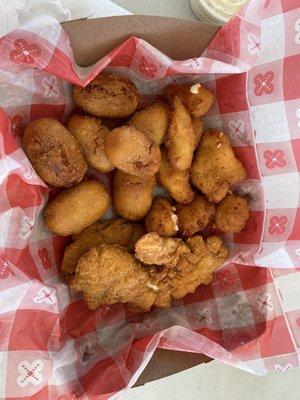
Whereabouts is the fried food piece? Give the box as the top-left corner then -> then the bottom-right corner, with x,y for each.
164,96 -> 195,170
164,83 -> 214,117
145,197 -> 178,237
128,102 -> 170,145
23,118 -> 87,187
176,195 -> 215,237
67,114 -> 114,173
44,180 -> 110,236
191,130 -> 247,203
157,148 -> 195,204
113,170 -> 155,221
71,245 -> 157,311
215,194 -> 249,233
105,126 -> 161,177
192,117 -> 204,149
62,218 -> 145,278
135,232 -> 188,267
73,74 -> 140,118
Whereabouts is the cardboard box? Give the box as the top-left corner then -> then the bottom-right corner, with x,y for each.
62,15 -> 219,385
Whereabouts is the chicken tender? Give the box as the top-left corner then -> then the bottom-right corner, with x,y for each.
128,102 -> 170,145
135,232 -> 188,267
164,96 -> 195,170
157,148 -> 195,204
23,118 -> 87,187
215,194 -> 249,233
113,170 -> 155,221
145,197 -> 178,237
71,245 -> 157,311
62,218 -> 145,278
164,83 -> 214,117
176,195 -> 215,237
73,74 -> 140,118
192,117 -> 204,149
44,180 -> 110,236
67,114 -> 114,173
191,129 -> 247,203
105,126 -> 161,177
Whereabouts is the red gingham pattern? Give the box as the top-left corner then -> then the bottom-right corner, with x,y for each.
1,2 -> 300,398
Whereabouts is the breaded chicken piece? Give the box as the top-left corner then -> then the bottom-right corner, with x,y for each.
176,195 -> 215,237
145,197 -> 179,237
164,96 -> 195,170
191,117 -> 204,150
61,218 -> 145,279
128,102 -> 170,145
157,148 -> 195,204
71,245 -> 157,311
164,83 -> 214,117
135,232 -> 188,268
215,194 -> 249,233
191,130 -> 247,203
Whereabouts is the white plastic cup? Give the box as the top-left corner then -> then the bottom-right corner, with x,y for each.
190,0 -> 247,25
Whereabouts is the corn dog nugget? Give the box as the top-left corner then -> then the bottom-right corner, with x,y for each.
73,74 -> 140,118
67,114 -> 114,173
157,148 -> 195,204
191,130 -> 247,203
164,83 -> 214,117
164,96 -> 195,171
113,170 -> 155,221
105,126 -> 161,177
44,180 -> 110,236
23,118 -> 87,187
128,102 -> 170,145
215,194 -> 249,233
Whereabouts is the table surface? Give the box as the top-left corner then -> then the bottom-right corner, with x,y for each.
108,1 -> 300,400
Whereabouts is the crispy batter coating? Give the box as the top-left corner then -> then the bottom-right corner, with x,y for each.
164,83 -> 214,117
67,114 -> 114,173
23,118 -> 87,187
73,74 -> 140,118
62,217 -> 145,278
191,129 -> 247,203
44,180 -> 110,236
113,170 -> 155,221
176,195 -> 216,237
135,232 -> 188,267
145,197 -> 178,237
71,245 -> 157,311
215,194 -> 249,233
164,96 -> 195,170
192,117 -> 204,149
128,102 -> 170,145
105,126 -> 161,177
157,148 -> 195,204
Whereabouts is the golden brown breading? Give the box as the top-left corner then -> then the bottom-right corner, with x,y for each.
113,170 -> 155,221
157,148 -> 195,204
67,114 -> 114,173
176,195 -> 215,237
164,83 -> 214,117
71,245 -> 158,311
164,96 -> 195,170
61,218 -> 146,278
23,118 -> 87,187
105,126 -> 161,177
215,194 -> 249,233
128,102 -> 170,145
192,117 -> 204,149
135,232 -> 188,267
191,129 -> 247,203
44,180 -> 110,236
145,197 -> 178,237
73,74 -> 140,118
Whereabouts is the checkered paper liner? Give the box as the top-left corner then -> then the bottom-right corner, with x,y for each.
1,1 -> 300,398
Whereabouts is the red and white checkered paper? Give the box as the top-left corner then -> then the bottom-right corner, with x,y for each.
1,1 -> 300,398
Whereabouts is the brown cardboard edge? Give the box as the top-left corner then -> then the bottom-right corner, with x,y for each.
61,14 -> 219,386
62,15 -> 220,66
